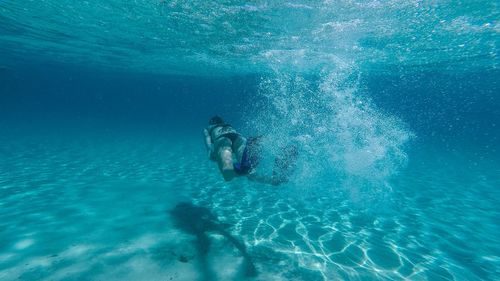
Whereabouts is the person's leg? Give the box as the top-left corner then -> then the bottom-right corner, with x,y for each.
272,145 -> 298,185
214,137 -> 235,181
232,135 -> 247,164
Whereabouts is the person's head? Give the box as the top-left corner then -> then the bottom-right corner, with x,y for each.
209,115 -> 224,125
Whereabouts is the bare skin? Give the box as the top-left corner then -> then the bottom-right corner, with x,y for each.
204,128 -> 245,181
204,123 -> 297,185
218,147 -> 235,181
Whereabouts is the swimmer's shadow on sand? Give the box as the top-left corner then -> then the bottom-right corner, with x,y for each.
169,202 -> 257,280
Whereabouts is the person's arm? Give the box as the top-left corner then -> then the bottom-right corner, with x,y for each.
204,128 -> 215,160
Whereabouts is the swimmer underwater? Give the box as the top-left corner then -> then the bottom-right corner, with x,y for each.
203,116 -> 298,185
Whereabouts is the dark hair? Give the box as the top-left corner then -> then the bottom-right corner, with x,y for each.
209,115 -> 224,125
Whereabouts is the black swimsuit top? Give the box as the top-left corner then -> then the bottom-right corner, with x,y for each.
208,124 -> 238,140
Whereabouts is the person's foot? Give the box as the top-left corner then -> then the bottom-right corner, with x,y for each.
271,176 -> 287,186
222,167 -> 235,181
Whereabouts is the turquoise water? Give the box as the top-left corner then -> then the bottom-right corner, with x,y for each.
1,1 -> 499,280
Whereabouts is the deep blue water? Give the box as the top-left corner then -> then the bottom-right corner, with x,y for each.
1,1 -> 499,280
